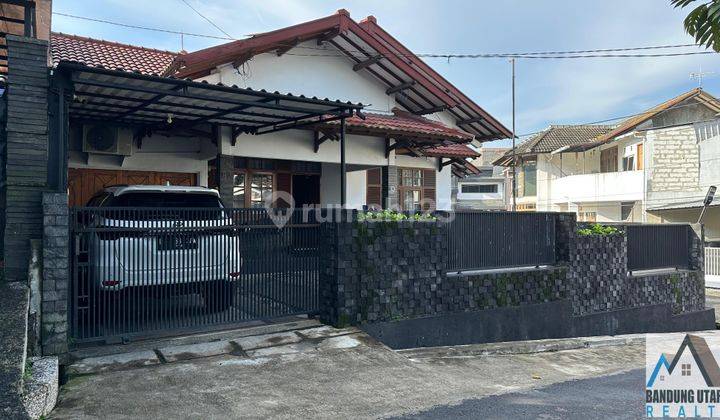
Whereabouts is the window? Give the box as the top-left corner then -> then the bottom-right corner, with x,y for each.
520,161 -> 537,197
402,190 -> 421,211
250,174 -> 273,208
600,147 -> 618,173
578,211 -> 597,222
233,173 -> 245,208
398,168 -> 435,211
621,201 -> 636,221
461,184 -> 498,194
622,155 -> 635,171
682,363 -> 691,376
402,169 -> 423,187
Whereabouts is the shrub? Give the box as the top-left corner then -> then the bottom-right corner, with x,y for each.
357,209 -> 437,222
577,223 -> 620,236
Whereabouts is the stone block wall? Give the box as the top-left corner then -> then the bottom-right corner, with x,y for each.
3,35 -> 50,283
319,220 -> 447,326
320,214 -> 708,329
41,193 -> 69,357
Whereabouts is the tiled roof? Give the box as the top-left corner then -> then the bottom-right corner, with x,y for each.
423,143 -> 479,158
50,32 -> 177,75
334,108 -> 474,141
590,88 -> 720,145
493,124 -> 613,166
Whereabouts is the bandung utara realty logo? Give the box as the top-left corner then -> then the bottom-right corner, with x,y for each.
646,334 -> 720,417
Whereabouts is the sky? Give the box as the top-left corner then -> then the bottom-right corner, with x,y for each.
52,0 -> 720,147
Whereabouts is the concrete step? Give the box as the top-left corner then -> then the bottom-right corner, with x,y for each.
67,323 -> 362,375
69,316 -> 322,360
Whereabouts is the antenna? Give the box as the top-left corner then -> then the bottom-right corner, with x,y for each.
690,65 -> 714,87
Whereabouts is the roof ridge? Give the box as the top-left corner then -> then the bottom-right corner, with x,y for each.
51,32 -> 178,56
548,124 -> 615,129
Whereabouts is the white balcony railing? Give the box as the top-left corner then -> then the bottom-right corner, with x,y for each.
549,170 -> 644,204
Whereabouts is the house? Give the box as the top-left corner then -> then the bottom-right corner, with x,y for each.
494,125 -> 615,215
48,10 -> 510,213
2,9 -> 513,288
452,147 -> 509,210
494,89 -> 720,238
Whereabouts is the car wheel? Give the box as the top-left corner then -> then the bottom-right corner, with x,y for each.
205,281 -> 235,313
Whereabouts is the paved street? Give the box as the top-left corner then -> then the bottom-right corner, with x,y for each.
706,288 -> 720,323
50,326 -> 645,419
395,369 -> 645,420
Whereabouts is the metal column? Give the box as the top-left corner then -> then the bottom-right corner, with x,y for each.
340,117 -> 346,207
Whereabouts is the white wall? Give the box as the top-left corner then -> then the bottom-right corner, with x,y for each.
436,164 -> 452,210
197,41 -> 464,209
68,129 -> 212,186
200,41 -> 395,112
230,130 -> 390,166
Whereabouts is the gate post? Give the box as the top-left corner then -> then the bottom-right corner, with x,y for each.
41,192 -> 70,359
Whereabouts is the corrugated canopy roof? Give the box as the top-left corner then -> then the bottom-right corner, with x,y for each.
58,61 -> 363,135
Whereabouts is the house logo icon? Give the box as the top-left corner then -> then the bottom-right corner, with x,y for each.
647,334 -> 720,388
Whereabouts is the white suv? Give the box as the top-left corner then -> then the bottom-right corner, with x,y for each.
82,185 -> 241,312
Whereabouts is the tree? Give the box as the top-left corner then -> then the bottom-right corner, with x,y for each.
672,0 -> 720,51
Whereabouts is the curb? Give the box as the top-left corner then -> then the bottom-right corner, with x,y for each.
396,334 -> 649,359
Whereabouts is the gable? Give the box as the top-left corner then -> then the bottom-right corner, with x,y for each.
173,10 -> 510,141
197,40 -> 396,110
642,97 -> 720,130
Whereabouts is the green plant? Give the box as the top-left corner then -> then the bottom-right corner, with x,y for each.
23,359 -> 33,381
357,209 -> 437,222
577,224 -> 620,236
671,0 -> 720,52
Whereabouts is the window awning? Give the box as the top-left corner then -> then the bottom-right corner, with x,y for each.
56,61 -> 364,135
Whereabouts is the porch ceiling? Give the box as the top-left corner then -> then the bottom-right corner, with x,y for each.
56,61 -> 363,135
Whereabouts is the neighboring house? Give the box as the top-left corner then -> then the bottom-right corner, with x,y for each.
50,10 -> 510,212
494,89 -> 720,240
494,125 -> 614,215
452,147 -> 509,210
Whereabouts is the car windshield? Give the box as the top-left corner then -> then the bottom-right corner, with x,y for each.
107,192 -> 222,208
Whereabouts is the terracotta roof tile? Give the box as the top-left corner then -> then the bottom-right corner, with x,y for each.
333,108 -> 473,141
423,143 -> 479,158
50,32 -> 177,75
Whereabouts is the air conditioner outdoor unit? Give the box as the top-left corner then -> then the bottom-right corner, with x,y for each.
82,125 -> 133,156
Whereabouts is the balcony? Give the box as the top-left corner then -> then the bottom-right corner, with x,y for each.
549,170 -> 644,204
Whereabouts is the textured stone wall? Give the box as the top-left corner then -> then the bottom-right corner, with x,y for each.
320,214 -> 707,327
648,125 -> 701,193
217,154 -> 234,208
3,35 -> 50,283
319,220 -> 447,326
41,193 -> 69,357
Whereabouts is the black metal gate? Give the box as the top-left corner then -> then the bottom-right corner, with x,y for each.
70,207 -> 320,344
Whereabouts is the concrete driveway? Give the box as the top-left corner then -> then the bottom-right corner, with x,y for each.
50,325 -> 645,419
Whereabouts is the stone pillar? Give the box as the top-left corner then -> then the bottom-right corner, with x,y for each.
3,35 -> 50,282
383,165 -> 399,210
41,192 -> 69,358
554,212 -> 577,264
217,154 -> 234,208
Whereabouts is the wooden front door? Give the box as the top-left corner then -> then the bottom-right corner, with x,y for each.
68,168 -> 197,207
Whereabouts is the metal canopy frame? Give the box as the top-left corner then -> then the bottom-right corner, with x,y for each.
56,61 -> 363,136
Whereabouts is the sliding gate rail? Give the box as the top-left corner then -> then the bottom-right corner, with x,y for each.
70,207 -> 320,344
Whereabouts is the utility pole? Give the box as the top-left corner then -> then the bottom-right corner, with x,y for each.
510,58 -> 517,211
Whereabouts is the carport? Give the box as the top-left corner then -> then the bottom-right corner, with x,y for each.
45,61 -> 365,345
49,61 -> 364,205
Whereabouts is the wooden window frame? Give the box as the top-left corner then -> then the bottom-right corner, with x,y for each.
232,169 -> 277,208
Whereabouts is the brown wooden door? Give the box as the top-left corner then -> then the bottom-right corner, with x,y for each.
67,168 -> 197,207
